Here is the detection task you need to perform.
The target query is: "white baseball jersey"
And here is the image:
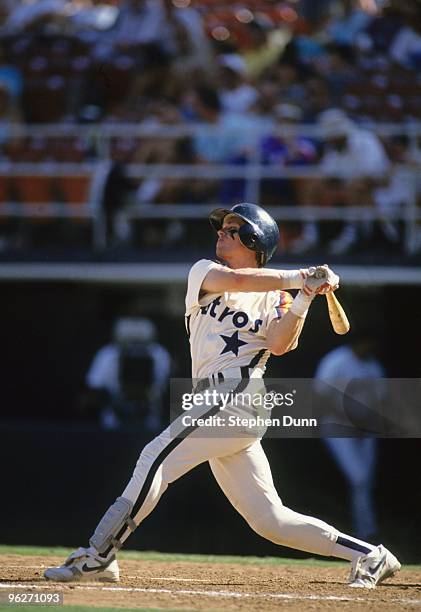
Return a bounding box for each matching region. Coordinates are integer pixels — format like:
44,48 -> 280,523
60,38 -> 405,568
185,259 -> 293,379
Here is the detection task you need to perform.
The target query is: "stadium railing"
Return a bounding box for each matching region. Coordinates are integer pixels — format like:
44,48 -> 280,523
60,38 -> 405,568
1,122 -> 420,253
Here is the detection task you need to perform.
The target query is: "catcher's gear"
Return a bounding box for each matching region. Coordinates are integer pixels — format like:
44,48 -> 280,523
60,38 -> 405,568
89,496 -> 135,555
209,203 -> 280,267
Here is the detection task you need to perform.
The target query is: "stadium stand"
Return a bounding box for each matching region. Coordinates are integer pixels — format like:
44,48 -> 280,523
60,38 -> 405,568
0,0 -> 419,263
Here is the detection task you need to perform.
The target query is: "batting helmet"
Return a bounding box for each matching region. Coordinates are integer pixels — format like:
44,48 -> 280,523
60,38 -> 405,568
209,203 -> 280,267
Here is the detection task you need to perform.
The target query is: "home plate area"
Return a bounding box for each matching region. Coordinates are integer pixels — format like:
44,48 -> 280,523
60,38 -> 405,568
1,553 -> 421,611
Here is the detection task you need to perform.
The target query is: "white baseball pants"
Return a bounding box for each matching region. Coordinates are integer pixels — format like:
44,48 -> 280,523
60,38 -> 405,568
118,424 -> 339,557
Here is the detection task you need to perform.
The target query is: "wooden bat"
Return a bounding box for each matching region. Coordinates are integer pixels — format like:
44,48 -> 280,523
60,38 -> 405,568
325,291 -> 350,335
313,267 -> 350,335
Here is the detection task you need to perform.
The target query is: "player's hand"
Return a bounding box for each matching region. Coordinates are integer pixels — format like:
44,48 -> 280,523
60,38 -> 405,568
302,265 -> 339,297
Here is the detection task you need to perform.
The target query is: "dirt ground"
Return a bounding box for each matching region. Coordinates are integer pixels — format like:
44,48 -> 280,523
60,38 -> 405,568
1,554 -> 421,611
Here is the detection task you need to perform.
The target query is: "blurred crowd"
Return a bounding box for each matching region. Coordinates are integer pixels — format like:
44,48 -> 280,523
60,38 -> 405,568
0,0 -> 420,255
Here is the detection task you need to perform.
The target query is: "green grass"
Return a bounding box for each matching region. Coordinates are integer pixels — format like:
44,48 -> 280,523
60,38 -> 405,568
0,544 -> 419,571
0,544 -> 341,567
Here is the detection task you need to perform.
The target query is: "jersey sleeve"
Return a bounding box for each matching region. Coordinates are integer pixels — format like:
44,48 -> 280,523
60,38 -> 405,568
185,259 -> 219,312
266,290 -> 294,328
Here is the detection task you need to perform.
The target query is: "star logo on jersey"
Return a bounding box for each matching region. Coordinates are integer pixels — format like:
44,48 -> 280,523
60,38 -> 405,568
220,331 -> 248,356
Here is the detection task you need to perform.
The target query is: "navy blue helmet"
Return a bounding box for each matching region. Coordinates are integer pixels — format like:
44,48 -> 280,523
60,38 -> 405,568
209,203 -> 280,267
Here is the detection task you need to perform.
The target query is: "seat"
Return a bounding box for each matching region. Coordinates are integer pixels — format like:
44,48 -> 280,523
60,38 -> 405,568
0,176 -> 10,224
57,175 -> 90,204
13,175 -> 54,223
15,176 -> 51,203
0,176 -> 8,203
55,175 -> 91,224
49,138 -> 87,163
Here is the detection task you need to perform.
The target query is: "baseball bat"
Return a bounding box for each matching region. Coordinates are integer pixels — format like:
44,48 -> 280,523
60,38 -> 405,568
326,291 -> 350,335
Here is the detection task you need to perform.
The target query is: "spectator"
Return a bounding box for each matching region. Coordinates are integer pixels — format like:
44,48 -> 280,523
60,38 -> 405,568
87,0 -> 172,108
0,82 -> 23,157
135,137 -> 206,206
301,74 -> 332,121
389,22 -> 421,69
94,0 -> 211,108
260,102 -> 318,206
1,0 -> 65,35
373,135 -> 417,247
93,0 -> 170,60
275,57 -> 309,108
133,136 -> 205,249
242,20 -> 290,81
291,108 -> 390,254
100,160 -> 134,245
316,43 -> 360,105
188,85 -> 274,205
161,0 -> 213,75
67,1 -> 119,45
189,85 -> 272,165
0,0 -> 419,260
217,54 -> 259,114
314,333 -> 386,540
409,134 -> 421,206
93,0 -> 211,70
262,102 -> 318,166
326,0 -> 372,47
356,6 -> 403,55
82,317 -> 171,432
0,43 -> 23,101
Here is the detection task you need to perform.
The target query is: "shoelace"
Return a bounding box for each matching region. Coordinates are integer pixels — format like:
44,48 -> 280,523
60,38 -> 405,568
65,547 -> 88,565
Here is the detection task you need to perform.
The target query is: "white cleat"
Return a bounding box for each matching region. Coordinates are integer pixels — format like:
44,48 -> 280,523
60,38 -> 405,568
348,544 -> 401,589
44,547 -> 120,582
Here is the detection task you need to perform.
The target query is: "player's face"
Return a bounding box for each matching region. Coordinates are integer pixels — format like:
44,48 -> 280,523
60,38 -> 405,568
216,215 -> 254,266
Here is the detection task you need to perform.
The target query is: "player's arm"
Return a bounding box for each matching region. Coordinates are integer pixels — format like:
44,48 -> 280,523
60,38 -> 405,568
266,310 -> 306,356
201,264 -> 310,295
266,268 -> 340,356
201,263 -> 339,295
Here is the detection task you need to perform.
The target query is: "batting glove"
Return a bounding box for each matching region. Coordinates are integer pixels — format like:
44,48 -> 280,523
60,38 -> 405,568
302,265 -> 340,296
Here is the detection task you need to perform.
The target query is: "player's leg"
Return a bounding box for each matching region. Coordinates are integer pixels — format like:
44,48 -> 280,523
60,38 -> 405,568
209,439 -> 399,588
210,438 -> 339,556
44,426 -> 252,582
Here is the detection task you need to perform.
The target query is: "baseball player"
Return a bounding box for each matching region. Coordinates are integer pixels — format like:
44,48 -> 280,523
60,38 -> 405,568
45,203 -> 400,588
